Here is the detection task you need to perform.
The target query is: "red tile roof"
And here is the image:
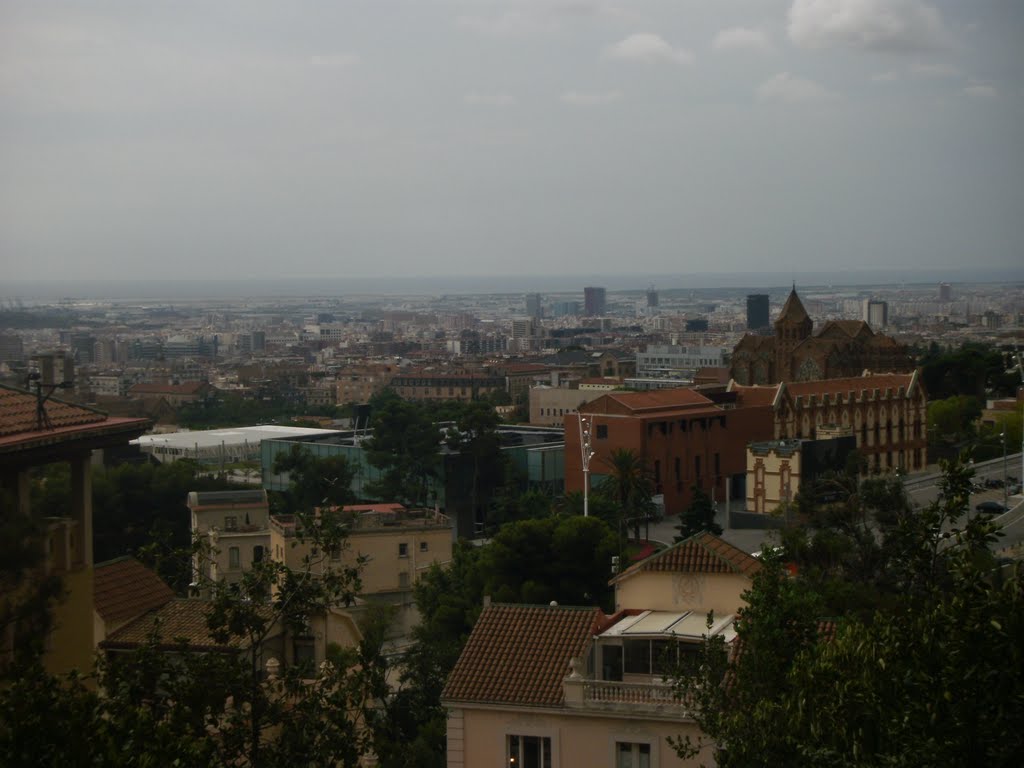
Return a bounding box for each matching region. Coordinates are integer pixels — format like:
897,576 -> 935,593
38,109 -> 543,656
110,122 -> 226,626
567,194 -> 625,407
0,384 -> 106,437
730,384 -> 781,408
94,557 -> 174,625
585,387 -> 715,415
102,599 -> 271,652
0,384 -> 150,454
442,604 -> 600,707
785,372 -> 915,398
611,532 -> 762,584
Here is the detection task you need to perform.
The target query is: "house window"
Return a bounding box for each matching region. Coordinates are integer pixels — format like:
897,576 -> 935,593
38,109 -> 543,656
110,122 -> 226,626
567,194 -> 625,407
506,735 -> 551,768
398,542 -> 409,558
624,638 -> 652,674
419,541 -> 428,553
224,516 -> 238,531
399,571 -> 410,588
228,547 -> 240,570
616,742 -> 651,768
253,545 -> 264,564
596,424 -> 608,439
294,635 -> 315,671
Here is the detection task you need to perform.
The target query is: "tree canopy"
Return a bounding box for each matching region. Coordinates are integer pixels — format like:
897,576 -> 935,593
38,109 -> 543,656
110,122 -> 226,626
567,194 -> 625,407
363,389 -> 442,506
0,510 -> 381,768
675,485 -> 723,541
671,458 -> 1024,767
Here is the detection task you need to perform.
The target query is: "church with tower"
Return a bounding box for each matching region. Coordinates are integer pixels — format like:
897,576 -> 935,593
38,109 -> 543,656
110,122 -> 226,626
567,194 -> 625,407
729,287 -> 913,386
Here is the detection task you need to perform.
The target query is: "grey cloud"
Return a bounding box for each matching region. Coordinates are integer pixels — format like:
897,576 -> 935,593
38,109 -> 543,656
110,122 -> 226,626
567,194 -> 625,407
788,0 -> 950,54
560,89 -> 621,105
712,27 -> 773,54
605,33 -> 693,64
757,72 -> 837,104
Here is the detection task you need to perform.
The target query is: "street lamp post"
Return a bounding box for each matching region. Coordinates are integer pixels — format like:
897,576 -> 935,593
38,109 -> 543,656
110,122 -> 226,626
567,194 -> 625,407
578,414 -> 596,518
1003,430 -> 1008,509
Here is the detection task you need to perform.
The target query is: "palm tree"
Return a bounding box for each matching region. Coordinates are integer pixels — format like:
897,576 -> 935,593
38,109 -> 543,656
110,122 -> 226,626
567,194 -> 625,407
599,448 -> 654,544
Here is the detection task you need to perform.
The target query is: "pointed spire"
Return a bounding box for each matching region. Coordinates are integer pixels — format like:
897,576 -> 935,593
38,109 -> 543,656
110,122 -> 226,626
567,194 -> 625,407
776,286 -> 810,326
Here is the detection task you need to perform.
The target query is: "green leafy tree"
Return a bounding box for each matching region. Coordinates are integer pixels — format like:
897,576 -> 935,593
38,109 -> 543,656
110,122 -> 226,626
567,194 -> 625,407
363,389 -> 441,506
272,444 -> 356,512
0,510 -> 381,768
598,448 -> 655,543
481,515 -> 617,607
671,457 -> 1024,767
675,485 -> 722,541
444,400 -> 506,527
29,459 -> 234,592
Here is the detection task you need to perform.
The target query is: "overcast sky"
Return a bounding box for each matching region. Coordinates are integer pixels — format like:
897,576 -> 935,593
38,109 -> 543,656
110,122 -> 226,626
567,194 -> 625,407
1,0 -> 1022,283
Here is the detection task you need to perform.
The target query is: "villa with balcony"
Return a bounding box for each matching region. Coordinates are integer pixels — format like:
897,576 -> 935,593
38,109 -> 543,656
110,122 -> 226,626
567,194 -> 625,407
441,532 -> 761,767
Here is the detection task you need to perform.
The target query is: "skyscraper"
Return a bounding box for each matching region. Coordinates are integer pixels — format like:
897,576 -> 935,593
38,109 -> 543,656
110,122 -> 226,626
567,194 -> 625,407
746,294 -> 769,330
525,293 -> 542,320
584,286 -> 606,317
938,283 -> 952,302
862,299 -> 888,328
646,286 -> 659,308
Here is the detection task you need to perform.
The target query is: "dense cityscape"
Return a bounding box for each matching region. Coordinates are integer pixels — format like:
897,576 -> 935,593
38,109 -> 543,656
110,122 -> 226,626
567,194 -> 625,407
3,0 -> 1024,765
2,274 -> 1022,766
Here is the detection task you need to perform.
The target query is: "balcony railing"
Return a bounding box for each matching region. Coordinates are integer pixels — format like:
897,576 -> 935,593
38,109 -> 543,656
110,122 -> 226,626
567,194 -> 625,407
564,676 -> 692,716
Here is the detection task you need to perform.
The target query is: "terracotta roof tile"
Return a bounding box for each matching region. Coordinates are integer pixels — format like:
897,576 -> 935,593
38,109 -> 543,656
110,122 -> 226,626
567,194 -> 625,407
0,384 -> 107,437
611,532 -> 762,584
442,604 -> 599,707
584,388 -> 715,415
94,557 -> 174,625
730,384 -> 781,408
785,372 -> 915,398
102,599 -> 266,652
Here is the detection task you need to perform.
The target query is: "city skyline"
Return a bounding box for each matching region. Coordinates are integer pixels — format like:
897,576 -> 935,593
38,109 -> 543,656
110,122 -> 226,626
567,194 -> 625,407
2,1 -> 1022,282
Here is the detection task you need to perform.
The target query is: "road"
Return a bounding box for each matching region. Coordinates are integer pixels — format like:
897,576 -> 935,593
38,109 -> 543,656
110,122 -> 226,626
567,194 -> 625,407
642,452 -> 1024,558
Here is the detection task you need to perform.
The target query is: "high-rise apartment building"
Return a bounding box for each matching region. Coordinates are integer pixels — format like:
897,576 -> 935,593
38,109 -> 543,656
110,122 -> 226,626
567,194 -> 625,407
583,286 -> 606,317
524,293 -> 543,320
552,301 -> 580,318
938,283 -> 952,302
862,299 -> 888,329
0,334 -> 24,364
746,294 -> 770,330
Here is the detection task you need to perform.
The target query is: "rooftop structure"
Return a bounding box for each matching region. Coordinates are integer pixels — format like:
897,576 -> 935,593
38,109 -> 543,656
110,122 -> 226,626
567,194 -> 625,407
133,424 -> 342,465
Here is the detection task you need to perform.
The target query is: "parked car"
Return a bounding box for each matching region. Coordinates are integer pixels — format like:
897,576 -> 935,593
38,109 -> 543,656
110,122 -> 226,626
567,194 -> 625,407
975,500 -> 1007,515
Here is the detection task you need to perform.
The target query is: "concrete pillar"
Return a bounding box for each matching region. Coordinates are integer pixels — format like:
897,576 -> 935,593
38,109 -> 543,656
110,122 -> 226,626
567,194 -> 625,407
70,452 -> 93,567
1,469 -> 32,516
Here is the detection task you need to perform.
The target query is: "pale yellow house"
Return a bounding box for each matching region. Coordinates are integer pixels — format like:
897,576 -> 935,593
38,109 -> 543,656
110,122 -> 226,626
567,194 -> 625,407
187,489 -> 272,590
270,505 -> 454,641
745,440 -> 802,515
442,533 -> 762,767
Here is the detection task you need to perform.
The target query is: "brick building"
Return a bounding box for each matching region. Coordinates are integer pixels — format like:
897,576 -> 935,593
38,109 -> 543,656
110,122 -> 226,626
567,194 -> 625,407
564,388 -> 774,515
730,287 -> 912,385
390,373 -> 505,402
730,370 -> 927,474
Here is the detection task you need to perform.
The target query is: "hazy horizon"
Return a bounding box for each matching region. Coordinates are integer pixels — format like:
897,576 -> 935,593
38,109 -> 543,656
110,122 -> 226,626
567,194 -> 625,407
3,266 -> 1022,301
2,1 -> 1022,283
